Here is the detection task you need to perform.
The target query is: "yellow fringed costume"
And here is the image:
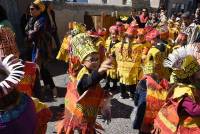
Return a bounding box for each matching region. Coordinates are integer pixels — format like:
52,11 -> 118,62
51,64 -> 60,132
145,46 -> 170,79
105,37 -> 118,79
56,35 -> 71,62
115,42 -> 143,85
93,36 -> 106,63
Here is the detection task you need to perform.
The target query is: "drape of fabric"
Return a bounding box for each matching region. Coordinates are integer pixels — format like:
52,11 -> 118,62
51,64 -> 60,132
145,47 -> 170,79
140,76 -> 169,133
168,27 -> 179,43
105,37 -> 118,79
115,42 -> 143,85
154,84 -> 200,134
56,35 -> 72,62
56,67 -> 105,134
32,97 -> 52,134
0,94 -> 37,134
94,37 -> 106,64
17,62 -> 37,96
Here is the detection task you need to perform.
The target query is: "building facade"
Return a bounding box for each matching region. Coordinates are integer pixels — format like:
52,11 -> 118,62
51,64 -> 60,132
87,0 -> 132,5
166,0 -> 194,16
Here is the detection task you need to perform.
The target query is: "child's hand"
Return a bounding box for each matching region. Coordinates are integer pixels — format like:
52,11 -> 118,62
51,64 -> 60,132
98,58 -> 113,75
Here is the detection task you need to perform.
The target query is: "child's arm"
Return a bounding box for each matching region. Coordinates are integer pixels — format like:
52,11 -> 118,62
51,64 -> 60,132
181,96 -> 200,116
78,58 -> 113,95
77,71 -> 104,95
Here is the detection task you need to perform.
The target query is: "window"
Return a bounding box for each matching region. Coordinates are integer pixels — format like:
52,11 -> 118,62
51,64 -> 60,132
172,3 -> 176,9
102,0 -> 107,4
123,0 -> 127,5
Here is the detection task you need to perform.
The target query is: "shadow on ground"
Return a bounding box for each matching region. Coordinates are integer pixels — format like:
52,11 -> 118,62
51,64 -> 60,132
41,87 -> 66,102
49,105 -> 64,122
111,98 -> 133,118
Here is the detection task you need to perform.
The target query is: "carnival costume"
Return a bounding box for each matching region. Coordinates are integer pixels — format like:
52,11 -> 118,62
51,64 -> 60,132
0,26 -> 52,134
104,25 -> 119,90
57,33 -> 110,134
0,54 -> 37,134
115,26 -> 143,98
154,45 -> 200,134
133,43 -> 169,133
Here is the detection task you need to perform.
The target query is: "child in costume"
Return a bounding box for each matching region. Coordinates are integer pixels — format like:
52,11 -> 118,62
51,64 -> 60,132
115,26 -> 143,99
104,25 -> 120,91
146,41 -> 169,79
0,26 -> 52,134
153,45 -> 200,134
0,54 -> 37,134
116,21 -> 125,41
57,33 -> 113,134
134,28 -> 152,80
135,28 -> 152,62
133,43 -> 169,133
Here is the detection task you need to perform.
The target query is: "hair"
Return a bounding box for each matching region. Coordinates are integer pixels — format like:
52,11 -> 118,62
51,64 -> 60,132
120,37 -> 125,55
0,5 -> 8,21
30,3 -> 40,11
127,39 -> 132,57
120,36 -> 132,57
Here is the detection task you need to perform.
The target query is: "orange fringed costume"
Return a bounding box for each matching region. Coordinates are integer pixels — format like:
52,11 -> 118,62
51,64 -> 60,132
17,61 -> 37,96
32,97 -> 53,134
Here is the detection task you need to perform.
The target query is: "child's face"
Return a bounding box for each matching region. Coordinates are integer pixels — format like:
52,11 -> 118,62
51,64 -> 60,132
83,53 -> 100,71
136,35 -> 145,43
110,31 -> 118,41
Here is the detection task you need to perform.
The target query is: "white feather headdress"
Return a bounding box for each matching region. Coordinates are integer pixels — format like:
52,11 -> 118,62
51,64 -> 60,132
163,45 -> 197,69
163,45 -> 200,79
0,54 -> 24,96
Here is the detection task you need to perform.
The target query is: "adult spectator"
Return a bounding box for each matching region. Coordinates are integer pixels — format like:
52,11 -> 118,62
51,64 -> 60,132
138,8 -> 149,28
43,0 -> 60,52
126,9 -> 139,24
25,1 -> 57,98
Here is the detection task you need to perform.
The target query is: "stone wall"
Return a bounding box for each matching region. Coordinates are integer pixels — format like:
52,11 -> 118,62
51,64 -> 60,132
167,0 -> 194,16
54,2 -> 132,39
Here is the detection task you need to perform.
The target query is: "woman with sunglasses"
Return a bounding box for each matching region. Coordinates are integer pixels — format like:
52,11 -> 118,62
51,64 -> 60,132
25,0 -> 57,98
138,8 -> 149,28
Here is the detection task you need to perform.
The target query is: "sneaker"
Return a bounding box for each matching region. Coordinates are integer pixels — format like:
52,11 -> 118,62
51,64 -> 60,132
120,95 -> 125,99
53,87 -> 58,98
129,97 -> 134,101
120,93 -> 129,99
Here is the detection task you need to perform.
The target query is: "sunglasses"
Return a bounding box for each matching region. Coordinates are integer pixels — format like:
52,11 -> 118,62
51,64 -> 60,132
85,57 -> 99,63
30,8 -> 35,11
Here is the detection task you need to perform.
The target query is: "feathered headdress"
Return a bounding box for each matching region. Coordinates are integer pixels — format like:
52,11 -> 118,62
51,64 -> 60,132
0,54 -> 24,98
163,45 -> 200,79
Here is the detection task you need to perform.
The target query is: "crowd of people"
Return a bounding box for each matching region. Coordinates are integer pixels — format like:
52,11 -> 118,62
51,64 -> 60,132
1,0 -> 200,133
56,5 -> 200,134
